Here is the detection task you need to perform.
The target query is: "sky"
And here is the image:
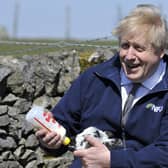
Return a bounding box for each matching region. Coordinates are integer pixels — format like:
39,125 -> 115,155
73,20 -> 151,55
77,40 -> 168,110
0,0 -> 168,39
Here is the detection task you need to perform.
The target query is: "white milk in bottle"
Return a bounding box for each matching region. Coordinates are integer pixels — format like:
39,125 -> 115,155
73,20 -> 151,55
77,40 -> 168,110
26,105 -> 70,146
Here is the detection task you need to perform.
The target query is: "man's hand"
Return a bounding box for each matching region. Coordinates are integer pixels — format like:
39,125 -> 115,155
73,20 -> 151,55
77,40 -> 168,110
35,128 -> 62,149
74,135 -> 110,168
34,111 -> 63,149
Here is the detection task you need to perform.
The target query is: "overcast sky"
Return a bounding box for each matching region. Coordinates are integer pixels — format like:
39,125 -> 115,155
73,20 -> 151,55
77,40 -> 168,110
0,0 -> 167,39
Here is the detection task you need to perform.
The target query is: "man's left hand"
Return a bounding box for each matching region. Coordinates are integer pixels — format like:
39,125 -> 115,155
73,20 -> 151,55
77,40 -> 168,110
73,135 -> 110,168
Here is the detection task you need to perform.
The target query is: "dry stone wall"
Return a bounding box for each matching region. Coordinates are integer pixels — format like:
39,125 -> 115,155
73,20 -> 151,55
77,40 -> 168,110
0,48 -> 115,168
0,51 -> 80,168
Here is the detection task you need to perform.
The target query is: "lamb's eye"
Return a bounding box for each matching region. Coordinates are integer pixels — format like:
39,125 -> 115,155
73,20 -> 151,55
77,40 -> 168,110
95,130 -> 101,137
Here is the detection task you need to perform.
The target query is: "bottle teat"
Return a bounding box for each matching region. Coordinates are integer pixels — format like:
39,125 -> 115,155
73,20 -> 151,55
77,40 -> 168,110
63,136 -> 71,146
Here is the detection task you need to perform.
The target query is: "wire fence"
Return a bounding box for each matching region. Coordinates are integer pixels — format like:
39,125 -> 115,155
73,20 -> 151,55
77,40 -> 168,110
0,35 -> 118,55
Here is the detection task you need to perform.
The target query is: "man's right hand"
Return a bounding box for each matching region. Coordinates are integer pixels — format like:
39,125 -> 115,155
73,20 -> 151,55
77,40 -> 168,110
35,128 -> 62,149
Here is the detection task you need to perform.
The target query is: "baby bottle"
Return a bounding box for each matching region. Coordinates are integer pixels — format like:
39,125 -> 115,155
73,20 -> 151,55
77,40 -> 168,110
26,104 -> 71,146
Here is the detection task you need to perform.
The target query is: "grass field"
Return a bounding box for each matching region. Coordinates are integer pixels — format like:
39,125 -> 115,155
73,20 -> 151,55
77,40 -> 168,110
0,38 -> 118,57
0,38 -> 118,72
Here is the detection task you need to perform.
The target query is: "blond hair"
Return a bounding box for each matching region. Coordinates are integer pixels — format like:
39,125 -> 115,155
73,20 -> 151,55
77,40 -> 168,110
113,4 -> 168,51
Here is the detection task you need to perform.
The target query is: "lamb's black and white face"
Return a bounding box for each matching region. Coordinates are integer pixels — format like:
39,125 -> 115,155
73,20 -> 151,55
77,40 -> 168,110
74,127 -> 123,150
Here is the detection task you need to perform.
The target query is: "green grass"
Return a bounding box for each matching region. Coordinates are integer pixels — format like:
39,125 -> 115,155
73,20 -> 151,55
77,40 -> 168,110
0,38 -> 118,72
0,38 -> 118,56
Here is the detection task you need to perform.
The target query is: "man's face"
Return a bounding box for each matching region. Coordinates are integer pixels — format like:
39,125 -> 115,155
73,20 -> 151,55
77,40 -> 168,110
119,36 -> 164,83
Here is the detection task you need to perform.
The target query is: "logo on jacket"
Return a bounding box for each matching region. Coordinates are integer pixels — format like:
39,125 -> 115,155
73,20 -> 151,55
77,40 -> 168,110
146,103 -> 163,113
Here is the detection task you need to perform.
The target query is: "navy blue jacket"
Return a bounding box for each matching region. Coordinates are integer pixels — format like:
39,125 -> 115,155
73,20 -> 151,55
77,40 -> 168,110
51,53 -> 168,168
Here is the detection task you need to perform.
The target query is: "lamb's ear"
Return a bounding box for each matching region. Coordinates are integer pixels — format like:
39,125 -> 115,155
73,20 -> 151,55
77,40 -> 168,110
104,131 -> 114,138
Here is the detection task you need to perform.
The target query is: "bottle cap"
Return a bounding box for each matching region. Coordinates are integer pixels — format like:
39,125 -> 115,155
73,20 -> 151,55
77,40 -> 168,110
63,137 -> 71,146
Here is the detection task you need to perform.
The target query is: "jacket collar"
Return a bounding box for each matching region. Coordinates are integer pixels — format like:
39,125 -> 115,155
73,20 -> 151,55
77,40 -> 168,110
151,54 -> 168,92
93,53 -> 121,91
94,53 -> 168,93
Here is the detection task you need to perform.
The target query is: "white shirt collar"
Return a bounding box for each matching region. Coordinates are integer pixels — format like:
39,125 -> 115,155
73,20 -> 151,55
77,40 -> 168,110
120,59 -> 166,89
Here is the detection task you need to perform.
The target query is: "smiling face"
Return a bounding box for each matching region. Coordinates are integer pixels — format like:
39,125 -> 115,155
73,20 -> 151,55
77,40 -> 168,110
119,35 -> 164,83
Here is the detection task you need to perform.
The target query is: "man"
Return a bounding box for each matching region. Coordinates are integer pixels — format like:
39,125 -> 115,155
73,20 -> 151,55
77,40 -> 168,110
36,4 -> 168,167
